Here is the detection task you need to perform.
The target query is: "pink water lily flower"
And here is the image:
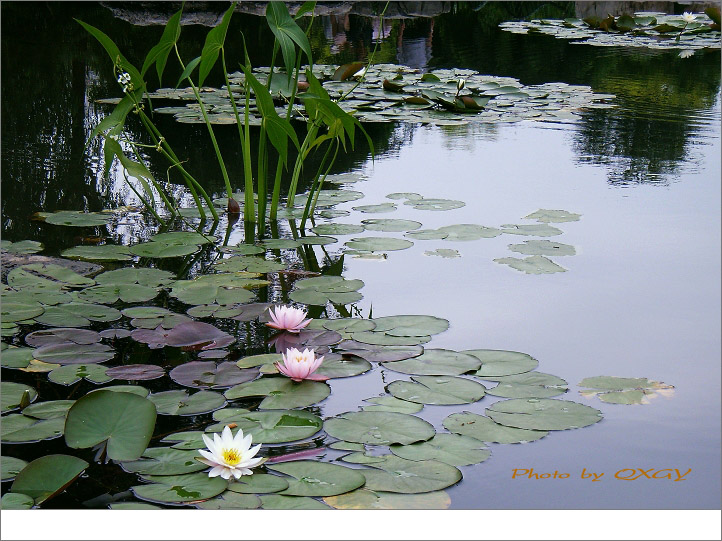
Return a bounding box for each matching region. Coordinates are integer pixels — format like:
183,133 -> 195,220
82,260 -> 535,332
266,305 -> 311,333
276,347 -> 327,381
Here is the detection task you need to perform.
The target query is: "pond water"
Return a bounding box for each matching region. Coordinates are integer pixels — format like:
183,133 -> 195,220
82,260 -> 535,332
1,1 -> 720,512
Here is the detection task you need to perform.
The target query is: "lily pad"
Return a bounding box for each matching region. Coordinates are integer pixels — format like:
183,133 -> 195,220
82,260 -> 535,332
524,209 -> 581,223
225,378 -> 330,409
227,474 -> 289,494
388,375 -> 486,405
160,431 -> 207,450
494,255 -> 567,274
1,240 -> 44,254
148,390 -> 226,416
485,372 -> 568,398
406,198 -> 465,211
322,318 -> 376,333
361,396 -> 423,414
315,356 -> 372,379
465,349 -> 539,377
269,461 -> 366,497
344,237 -> 414,252
236,353 -> 282,369
132,473 -> 227,504
404,229 -> 449,240
151,231 -> 216,245
1,346 -> 35,369
382,349 -> 480,376
386,192 -> 423,201
361,219 -> 422,232
121,447 -> 207,476
195,491 -> 261,509
65,390 -> 157,460
48,363 -> 112,385
579,376 -> 674,405
508,240 -> 576,256
7,263 -> 95,289
324,488 -> 451,509
10,455 -> 89,505
75,284 -> 159,304
437,224 -> 501,241
213,256 -> 286,273
105,364 -> 166,381
1,492 -> 35,509
352,203 -> 397,213
129,241 -> 200,258
328,441 -> 365,451
206,410 -> 323,444
1,299 -> 44,322
337,341 -> 424,363
95,267 -> 175,287
262,238 -> 301,250
350,331 -> 431,346
390,433 -> 490,466
1,456 -> 28,481
219,243 -> 264,256
500,224 -> 563,236
169,274 -> 267,305
43,211 -> 110,227
108,502 -> 161,510
1,415 -> 66,443
25,328 -> 101,347
34,302 -> 122,327
289,276 -> 364,305
425,248 -> 461,258
373,314 -> 449,337
61,245 -> 133,261
99,328 -> 132,339
324,411 -> 435,445
310,223 -> 365,235
443,412 -> 548,444
260,494 -> 331,509
90,385 -> 150,397
33,342 -> 115,364
1,382 -> 38,412
170,361 -> 259,389
486,398 -> 603,431
359,455 -> 462,494
22,400 -> 75,419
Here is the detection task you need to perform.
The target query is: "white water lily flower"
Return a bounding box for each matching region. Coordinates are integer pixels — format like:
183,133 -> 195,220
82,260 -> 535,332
679,49 -> 696,59
198,425 -> 264,480
681,12 -> 696,23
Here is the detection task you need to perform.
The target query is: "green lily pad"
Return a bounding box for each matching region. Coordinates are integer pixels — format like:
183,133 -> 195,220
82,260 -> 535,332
43,211 -> 110,227
500,224 -> 563,236
382,349 -> 480,376
10,455 -> 89,505
359,455 -> 461,494
328,441 -> 366,451
260,494 -> 331,509
352,203 -> 397,213
443,412 -> 548,444
404,229 -> 449,240
95,267 -> 175,287
437,224 -> 501,241
486,398 -> 603,431
322,318 -> 376,333
48,363 -> 112,385
34,342 -> 115,364
169,274 -> 267,305
524,209 -> 581,223
324,411 -> 435,445
269,461 -> 366,497
386,192 -> 423,201
388,375 -> 486,405
160,431 -> 207,450
508,240 -> 576,257
361,396 -> 423,414
1,492 -> 34,509
132,473 -> 227,504
61,245 -> 133,261
196,491 -> 261,509
149,390 -> 226,416
324,488 -> 450,509
1,240 -> 44,254
390,433 -> 490,466
485,372 -> 568,398
213,256 -> 286,273
65,390 -> 157,460
121,447 -> 207,476
206,410 -> 323,444
225,378 -> 330,409
494,255 -> 567,274
361,219 -> 422,232
344,237 -> 414,252
425,248 -> 461,258
1,346 -> 35,369
236,353 -> 282,369
151,231 -> 216,245
129,241 -> 200,258
108,502 -> 161,510
1,456 -> 28,481
7,263 -> 95,289
297,235 -> 338,246
373,314 -> 449,337
350,331 -> 431,346
227,474 -> 289,494
0,299 -> 44,322
310,223 -> 365,236
406,198 -> 465,211
1,415 -> 65,443
90,385 -> 150,397
22,400 -> 75,419
465,349 -> 539,377
75,284 -> 159,304
337,341 -> 424,363
1,382 -> 37,412
219,243 -> 265,256
289,276 -> 364,305
34,302 -> 122,327
315,356 -> 372,379
579,376 -> 675,405
261,238 -> 301,250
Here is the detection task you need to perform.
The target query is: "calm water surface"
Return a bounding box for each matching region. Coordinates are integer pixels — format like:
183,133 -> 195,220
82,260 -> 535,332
1,2 -> 720,509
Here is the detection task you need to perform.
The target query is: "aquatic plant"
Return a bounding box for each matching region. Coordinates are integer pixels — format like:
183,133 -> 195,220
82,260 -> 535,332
198,425 -> 265,479
276,347 -> 326,381
266,305 -> 311,332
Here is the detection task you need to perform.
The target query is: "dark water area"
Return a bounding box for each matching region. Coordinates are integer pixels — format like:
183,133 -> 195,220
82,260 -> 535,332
1,1 -> 720,513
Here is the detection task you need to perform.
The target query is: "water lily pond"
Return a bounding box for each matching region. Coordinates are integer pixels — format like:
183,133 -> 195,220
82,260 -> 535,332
1,0 -> 720,528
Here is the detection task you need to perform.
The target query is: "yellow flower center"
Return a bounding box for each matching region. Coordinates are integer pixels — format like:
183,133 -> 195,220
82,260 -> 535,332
222,448 -> 242,466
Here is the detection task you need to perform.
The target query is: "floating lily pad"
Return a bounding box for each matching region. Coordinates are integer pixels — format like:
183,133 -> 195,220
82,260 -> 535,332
322,318 -> 376,333
151,231 -> 216,245
486,398 -> 603,431
108,502 -> 161,510
406,198 -> 465,211
524,209 -> 582,223
170,274 -> 267,305
386,192 -> 423,201
404,229 -> 449,240
213,256 -> 286,273
494,255 -> 567,274
96,267 -> 175,287
75,284 -> 159,304
1,382 -> 37,412
149,389 -> 226,416
1,456 -> 28,481
236,353 -> 282,369
7,263 -> 95,289
129,241 -> 199,258
500,224 -> 563,236
48,363 -> 112,385
361,219 -> 422,232
324,488 -> 451,509
373,315 -> 449,337
25,328 -> 101,347
34,302 -> 122,327
344,237 -> 414,252
227,474 -> 289,494
382,349 -> 480,376
219,243 -> 264,256
170,361 -> 258,389
388,375 -> 486,405
105,364 -> 165,381
268,461 -> 366,497
508,240 -> 576,257
337,341 -> 423,363
99,328 -> 132,339
390,433 -> 490,466
121,447 -> 207,476
324,411 -> 435,445
289,276 -> 364,305
65,390 -> 157,460
259,494 -> 331,509
315,356 -> 372,379
61,245 -> 133,261
485,372 -> 568,398
352,203 -> 397,213
43,211 -> 111,227
206,410 -> 323,444
437,224 -> 501,241
328,441 -> 366,451
225,378 -> 330,409
425,248 -> 461,258
1,492 -> 35,509
132,473 -> 227,504
579,376 -> 674,405
1,346 -> 35,369
91,385 -> 150,397
443,412 -> 548,444
0,299 -> 44,322
361,396 -> 423,414
1,240 -> 44,254
359,455 -> 462,493
160,431 -> 207,450
465,349 -> 539,377
261,238 -> 301,250
10,455 -> 89,505
350,331 -> 431,346
22,400 -> 74,420
195,491 -> 261,509
33,342 -> 115,364
1,415 -> 65,443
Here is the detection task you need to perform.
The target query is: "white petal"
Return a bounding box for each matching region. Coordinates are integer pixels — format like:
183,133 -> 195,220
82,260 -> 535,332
219,468 -> 232,480
221,426 -> 234,447
208,466 -> 225,478
213,432 -> 223,451
241,433 -> 253,450
243,456 -> 264,469
202,433 -> 218,456
198,449 -> 218,463
245,443 -> 262,459
240,468 -> 253,476
231,468 -> 243,479
197,457 -> 218,467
